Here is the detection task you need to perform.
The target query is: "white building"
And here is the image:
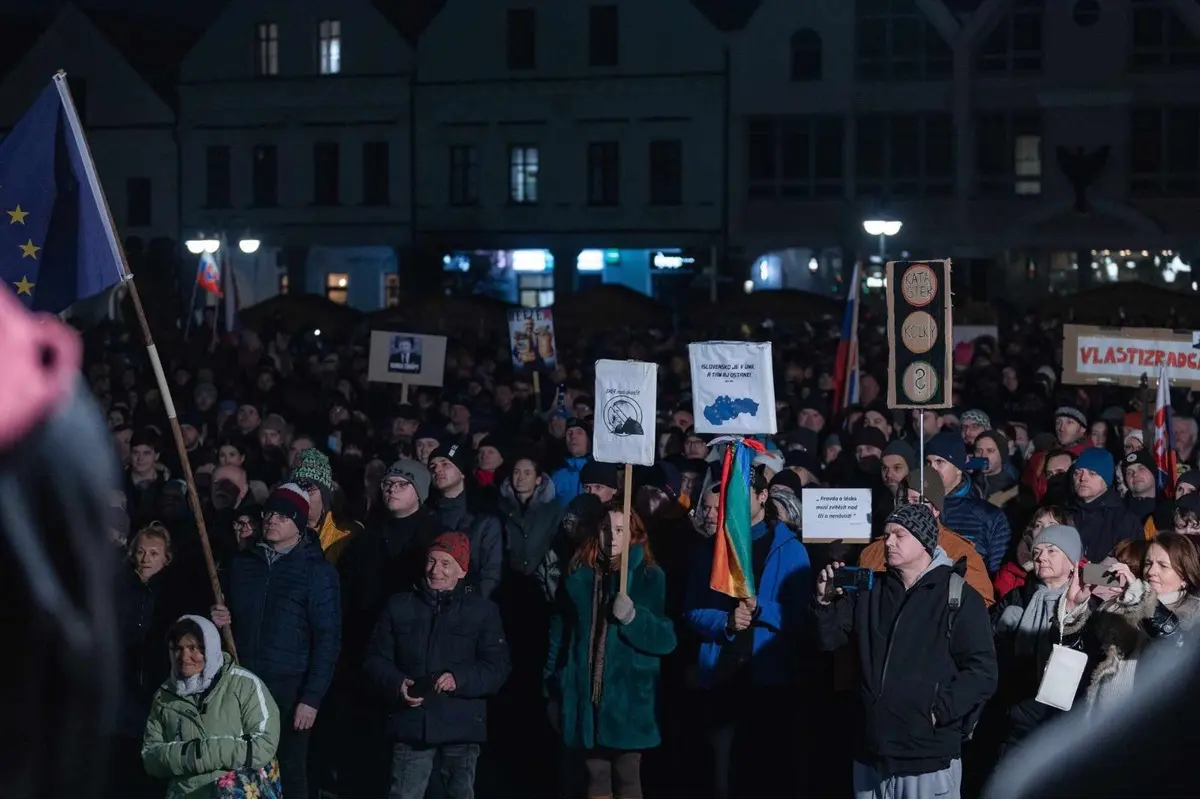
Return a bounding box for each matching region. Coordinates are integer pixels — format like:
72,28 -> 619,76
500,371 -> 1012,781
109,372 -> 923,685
177,0 -> 414,309
0,3 -> 179,243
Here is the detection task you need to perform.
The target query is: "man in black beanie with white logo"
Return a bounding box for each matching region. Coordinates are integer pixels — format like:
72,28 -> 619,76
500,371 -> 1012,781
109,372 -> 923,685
430,441 -> 503,598
814,503 -> 997,799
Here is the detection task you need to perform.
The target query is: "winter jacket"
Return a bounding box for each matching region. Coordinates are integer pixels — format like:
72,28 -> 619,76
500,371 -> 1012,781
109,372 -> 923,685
1070,489 -> 1145,562
316,512 -> 357,566
859,524 -> 995,607
498,476 -> 565,576
142,653 -> 280,799
550,455 -> 589,506
989,580 -> 1064,746
993,561 -> 1028,599
224,539 -> 341,709
545,544 -> 677,751
942,480 -> 1013,574
685,520 -> 813,689
125,470 -> 166,530
363,583 -> 510,745
814,549 -> 999,776
435,492 -> 503,598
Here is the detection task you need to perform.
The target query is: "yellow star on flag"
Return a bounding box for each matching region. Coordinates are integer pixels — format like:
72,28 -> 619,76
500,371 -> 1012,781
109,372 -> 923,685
13,275 -> 34,295
19,239 -> 40,259
6,205 -> 27,224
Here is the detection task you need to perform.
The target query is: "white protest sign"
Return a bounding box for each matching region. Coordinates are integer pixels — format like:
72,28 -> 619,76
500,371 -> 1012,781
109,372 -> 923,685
801,488 -> 872,543
593,359 -> 657,465
688,341 -> 777,434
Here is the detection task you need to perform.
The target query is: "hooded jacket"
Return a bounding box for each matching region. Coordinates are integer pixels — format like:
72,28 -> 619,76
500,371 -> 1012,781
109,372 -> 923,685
814,549 -> 999,776
142,616 -> 280,798
550,455 -> 589,506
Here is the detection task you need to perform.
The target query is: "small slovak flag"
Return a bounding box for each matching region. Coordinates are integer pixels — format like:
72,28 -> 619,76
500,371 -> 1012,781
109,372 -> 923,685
197,251 -> 222,297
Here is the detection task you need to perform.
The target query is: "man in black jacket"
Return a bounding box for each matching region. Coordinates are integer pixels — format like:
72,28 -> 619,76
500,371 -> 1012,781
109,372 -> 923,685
430,442 -> 502,598
364,532 -> 510,799
814,504 -> 997,798
1070,447 -> 1143,561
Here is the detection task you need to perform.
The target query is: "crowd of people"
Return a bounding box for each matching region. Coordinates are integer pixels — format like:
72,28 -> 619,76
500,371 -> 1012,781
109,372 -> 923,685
91,307 -> 1200,799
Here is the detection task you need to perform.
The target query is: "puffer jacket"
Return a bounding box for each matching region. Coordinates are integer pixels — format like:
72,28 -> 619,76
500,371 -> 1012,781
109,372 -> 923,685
498,476 -> 565,576
1070,489 -> 1144,562
435,492 -> 503,598
550,455 -> 589,506
224,539 -> 341,709
142,653 -> 280,799
942,480 -> 1013,574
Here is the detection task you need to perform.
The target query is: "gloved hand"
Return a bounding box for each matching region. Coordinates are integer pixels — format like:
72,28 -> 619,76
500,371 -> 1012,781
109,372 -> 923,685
612,592 -> 636,625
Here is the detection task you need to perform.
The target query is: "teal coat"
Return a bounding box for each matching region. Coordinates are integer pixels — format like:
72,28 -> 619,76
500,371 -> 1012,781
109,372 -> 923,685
544,544 -> 676,751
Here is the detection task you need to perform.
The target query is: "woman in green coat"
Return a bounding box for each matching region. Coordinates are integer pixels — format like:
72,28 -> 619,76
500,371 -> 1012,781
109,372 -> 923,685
545,499 -> 677,798
142,615 -> 280,798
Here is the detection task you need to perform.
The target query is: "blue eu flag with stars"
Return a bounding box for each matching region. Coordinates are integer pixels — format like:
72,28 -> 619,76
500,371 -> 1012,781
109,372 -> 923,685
0,76 -> 125,313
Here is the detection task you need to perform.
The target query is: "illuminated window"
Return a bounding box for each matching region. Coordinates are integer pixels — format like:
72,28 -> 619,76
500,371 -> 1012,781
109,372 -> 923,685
383,273 -> 400,308
509,145 -> 539,204
518,272 -> 553,308
319,19 -> 341,75
1014,134 -> 1041,195
256,22 -> 279,77
326,272 -> 349,305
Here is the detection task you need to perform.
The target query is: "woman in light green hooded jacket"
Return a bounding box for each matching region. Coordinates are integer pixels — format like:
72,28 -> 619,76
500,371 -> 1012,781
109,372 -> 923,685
142,615 -> 280,798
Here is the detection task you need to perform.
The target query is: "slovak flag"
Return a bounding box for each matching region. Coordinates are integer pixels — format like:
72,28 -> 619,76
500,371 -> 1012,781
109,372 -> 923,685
197,251 -> 222,297
1154,364 -> 1177,498
833,261 -> 861,410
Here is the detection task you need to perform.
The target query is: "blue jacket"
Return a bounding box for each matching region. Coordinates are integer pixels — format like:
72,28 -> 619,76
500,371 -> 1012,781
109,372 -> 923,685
684,520 -> 813,689
942,480 -> 1012,574
225,537 -> 342,709
551,456 -> 589,506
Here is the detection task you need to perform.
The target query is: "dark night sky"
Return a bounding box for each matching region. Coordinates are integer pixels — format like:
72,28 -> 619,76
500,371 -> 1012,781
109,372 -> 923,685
0,0 -> 210,26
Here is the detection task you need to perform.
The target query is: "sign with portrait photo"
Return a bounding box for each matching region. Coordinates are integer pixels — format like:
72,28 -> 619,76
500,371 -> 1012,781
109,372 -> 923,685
593,359 -> 658,466
688,341 -> 777,435
508,307 -> 557,372
367,330 -> 447,386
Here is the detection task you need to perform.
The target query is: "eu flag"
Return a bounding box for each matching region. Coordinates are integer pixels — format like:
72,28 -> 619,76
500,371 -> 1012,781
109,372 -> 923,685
0,76 -> 125,313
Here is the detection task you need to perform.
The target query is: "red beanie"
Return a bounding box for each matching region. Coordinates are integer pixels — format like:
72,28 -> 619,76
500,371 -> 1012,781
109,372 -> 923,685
428,532 -> 470,574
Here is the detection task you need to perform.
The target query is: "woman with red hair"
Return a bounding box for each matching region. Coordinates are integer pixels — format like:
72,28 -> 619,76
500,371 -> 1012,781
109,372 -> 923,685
545,499 -> 676,798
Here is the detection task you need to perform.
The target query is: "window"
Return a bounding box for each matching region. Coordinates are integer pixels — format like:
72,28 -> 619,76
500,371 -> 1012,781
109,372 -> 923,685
256,22 -> 279,77
975,112 -> 1042,195
518,272 -> 553,308
326,272 -> 349,305
205,145 -> 232,208
449,145 -> 480,206
854,113 -> 953,197
977,0 -> 1044,74
319,19 -> 341,74
790,29 -> 822,81
1130,0 -> 1200,70
67,76 -> 87,126
747,116 -> 844,198
126,178 -> 151,227
587,141 -> 620,206
362,141 -> 390,206
313,141 -> 340,205
279,272 -> 289,295
509,145 -> 539,204
855,0 -> 952,81
1130,107 -> 1200,196
648,140 -> 682,206
589,5 -> 619,67
252,145 -> 278,207
1014,134 -> 1042,195
383,273 -> 400,308
507,8 -> 537,69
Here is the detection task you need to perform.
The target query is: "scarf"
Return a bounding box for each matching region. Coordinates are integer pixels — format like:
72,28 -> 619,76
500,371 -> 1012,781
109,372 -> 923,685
586,562 -> 614,705
174,666 -> 219,697
998,581 -> 1068,663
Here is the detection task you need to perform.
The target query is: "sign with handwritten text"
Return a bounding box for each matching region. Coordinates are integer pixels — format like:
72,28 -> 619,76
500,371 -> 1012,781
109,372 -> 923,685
886,259 -> 954,409
1062,324 -> 1200,389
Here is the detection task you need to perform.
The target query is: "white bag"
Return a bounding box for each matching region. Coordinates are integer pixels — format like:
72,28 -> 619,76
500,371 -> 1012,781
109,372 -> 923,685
1035,644 -> 1088,711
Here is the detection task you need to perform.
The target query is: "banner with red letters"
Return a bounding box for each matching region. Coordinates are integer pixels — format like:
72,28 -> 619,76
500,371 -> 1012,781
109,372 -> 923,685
1062,324 -> 1200,388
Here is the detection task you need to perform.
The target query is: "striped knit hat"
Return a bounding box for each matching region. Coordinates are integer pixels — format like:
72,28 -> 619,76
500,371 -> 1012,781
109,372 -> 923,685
265,482 -> 310,531
290,448 -> 333,492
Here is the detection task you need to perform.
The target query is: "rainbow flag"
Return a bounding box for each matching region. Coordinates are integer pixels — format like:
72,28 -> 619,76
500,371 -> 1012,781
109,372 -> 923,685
710,437 -> 766,598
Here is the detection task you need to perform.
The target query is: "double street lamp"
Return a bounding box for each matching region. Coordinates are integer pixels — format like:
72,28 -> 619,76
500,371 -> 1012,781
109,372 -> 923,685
862,219 -> 903,260
185,237 -> 261,255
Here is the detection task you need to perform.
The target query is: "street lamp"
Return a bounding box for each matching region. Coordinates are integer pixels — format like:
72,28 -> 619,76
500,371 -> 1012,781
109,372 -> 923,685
238,238 -> 261,254
862,219 -> 902,262
185,238 -> 220,255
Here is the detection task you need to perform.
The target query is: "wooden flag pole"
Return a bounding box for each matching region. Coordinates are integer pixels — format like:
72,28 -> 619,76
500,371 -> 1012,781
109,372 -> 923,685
400,381 -> 409,405
620,464 -> 633,595
532,370 -> 542,411
53,70 -> 237,661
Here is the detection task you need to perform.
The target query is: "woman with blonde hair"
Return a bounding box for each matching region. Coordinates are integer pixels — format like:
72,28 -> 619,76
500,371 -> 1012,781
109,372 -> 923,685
545,499 -> 676,798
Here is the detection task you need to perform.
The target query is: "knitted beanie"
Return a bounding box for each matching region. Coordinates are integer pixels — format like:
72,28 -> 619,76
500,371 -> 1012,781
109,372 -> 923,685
886,503 -> 939,555
290,448 -> 333,492
428,531 -> 471,574
1075,447 -> 1115,487
265,482 -> 310,531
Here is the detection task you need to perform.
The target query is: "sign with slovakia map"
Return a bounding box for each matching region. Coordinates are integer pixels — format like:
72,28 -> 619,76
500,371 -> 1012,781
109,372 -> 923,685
593,359 -> 658,465
688,341 -> 777,435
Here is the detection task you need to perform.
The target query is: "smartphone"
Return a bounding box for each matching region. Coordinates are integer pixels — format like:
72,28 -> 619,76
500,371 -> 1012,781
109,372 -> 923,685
1081,562 -> 1121,587
327,433 -> 340,452
407,675 -> 435,699
834,566 -> 875,592
964,456 -> 990,472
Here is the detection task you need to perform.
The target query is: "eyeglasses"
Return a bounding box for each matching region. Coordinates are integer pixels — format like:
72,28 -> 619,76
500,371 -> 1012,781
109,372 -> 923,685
233,518 -> 255,530
381,479 -> 413,494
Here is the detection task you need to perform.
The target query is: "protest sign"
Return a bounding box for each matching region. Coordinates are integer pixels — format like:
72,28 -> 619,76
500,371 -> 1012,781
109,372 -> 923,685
593,359 -> 657,466
508,308 -> 557,372
688,341 -> 777,435
367,331 -> 447,387
800,488 -> 872,543
1062,324 -> 1200,389
886,259 -> 954,409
